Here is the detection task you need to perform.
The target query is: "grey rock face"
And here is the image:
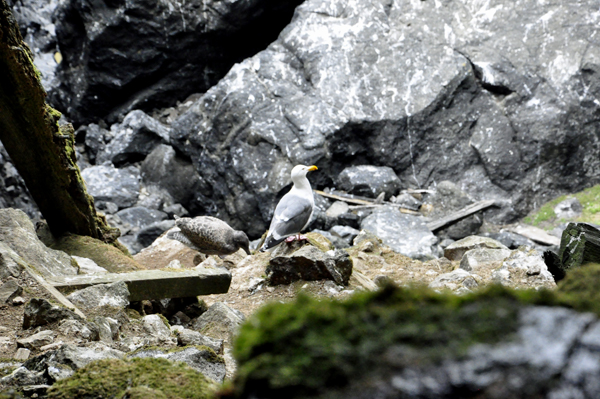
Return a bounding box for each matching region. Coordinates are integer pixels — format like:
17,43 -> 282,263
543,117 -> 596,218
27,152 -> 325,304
169,0 -> 600,236
81,164 -> 140,209
80,124 -> 110,164
0,242 -> 26,280
444,236 -> 508,261
141,144 -> 205,214
66,281 -> 130,310
22,298 -> 81,329
136,220 -> 176,248
115,207 -> 168,230
429,269 -> 479,292
176,328 -> 224,355
336,165 -> 401,199
493,248 -> 555,288
0,277 -> 23,303
425,181 -> 483,240
0,366 -> 45,387
554,197 -> 583,220
329,225 -> 360,247
311,229 -> 349,250
141,314 -> 177,347
20,343 -> 125,384
128,346 -> 226,383
0,144 -> 39,221
0,208 -> 77,278
459,248 -> 512,272
93,316 -> 120,344
17,330 -> 55,350
49,0 -> 304,125
192,302 -> 245,343
361,207 -> 439,260
479,231 -> 538,250
267,246 -> 353,286
96,110 -> 171,166
10,0 -> 61,93
57,319 -> 99,342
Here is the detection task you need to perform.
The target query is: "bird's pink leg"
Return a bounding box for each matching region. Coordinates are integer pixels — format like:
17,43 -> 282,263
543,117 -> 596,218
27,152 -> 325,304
285,234 -> 308,243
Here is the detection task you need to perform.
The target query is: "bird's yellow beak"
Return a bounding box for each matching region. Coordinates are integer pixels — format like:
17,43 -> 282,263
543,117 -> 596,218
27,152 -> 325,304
308,165 -> 318,171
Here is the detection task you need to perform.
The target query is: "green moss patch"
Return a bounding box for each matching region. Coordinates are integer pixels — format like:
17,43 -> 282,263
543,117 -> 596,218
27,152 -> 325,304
50,234 -> 142,273
232,284 -> 572,398
557,262 -> 600,308
46,357 -> 216,399
524,184 -> 600,228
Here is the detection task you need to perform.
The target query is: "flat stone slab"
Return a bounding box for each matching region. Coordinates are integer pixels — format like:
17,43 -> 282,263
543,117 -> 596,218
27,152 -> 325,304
46,266 -> 231,301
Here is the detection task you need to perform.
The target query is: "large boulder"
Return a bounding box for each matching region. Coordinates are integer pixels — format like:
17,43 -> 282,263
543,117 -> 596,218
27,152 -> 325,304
267,245 -> 353,286
95,110 -> 171,166
0,208 -> 77,278
336,165 -> 401,199
17,344 -> 125,384
22,298 -> 82,329
140,144 -> 206,214
360,207 -> 439,260
48,0 -> 305,125
169,0 -> 600,237
81,164 -> 140,210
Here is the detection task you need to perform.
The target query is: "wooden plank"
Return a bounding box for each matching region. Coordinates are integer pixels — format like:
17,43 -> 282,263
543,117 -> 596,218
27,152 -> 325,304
314,190 -> 377,205
426,200 -> 498,232
506,224 -> 561,246
347,204 -> 421,215
22,266 -> 86,319
315,190 -> 420,214
46,267 -> 231,302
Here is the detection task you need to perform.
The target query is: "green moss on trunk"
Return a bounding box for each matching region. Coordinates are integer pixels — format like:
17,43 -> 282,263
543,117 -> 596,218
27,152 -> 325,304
0,1 -> 120,247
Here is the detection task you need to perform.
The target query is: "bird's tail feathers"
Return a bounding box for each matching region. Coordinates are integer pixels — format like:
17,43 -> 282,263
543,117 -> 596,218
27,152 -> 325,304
167,230 -> 196,249
259,235 -> 285,252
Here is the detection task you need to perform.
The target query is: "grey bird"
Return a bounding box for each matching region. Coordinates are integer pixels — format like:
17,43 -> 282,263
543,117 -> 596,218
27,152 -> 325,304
260,164 -> 318,252
167,216 -> 251,256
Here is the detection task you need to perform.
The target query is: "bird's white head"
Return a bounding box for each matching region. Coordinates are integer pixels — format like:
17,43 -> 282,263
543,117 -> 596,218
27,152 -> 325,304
291,164 -> 318,177
290,164 -> 318,185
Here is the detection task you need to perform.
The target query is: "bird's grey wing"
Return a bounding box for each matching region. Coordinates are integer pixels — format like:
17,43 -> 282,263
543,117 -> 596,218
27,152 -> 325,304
269,193 -> 313,240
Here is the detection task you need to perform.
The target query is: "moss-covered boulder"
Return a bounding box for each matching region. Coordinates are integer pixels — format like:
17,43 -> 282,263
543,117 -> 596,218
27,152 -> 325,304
230,284 -> 600,398
46,357 -> 216,399
49,234 -> 142,273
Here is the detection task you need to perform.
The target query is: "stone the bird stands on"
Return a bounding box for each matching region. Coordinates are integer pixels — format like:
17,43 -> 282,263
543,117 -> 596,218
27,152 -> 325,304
260,165 -> 318,252
167,216 -> 251,256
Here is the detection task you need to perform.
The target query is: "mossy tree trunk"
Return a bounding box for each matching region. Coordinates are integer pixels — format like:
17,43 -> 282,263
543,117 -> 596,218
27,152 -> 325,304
0,0 -> 119,243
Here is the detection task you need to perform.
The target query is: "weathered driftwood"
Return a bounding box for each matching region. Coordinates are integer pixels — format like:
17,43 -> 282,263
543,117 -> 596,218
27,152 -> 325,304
506,224 -> 561,246
315,190 -> 382,206
22,265 -> 86,319
0,1 -> 118,243
426,200 -> 498,232
47,267 -> 232,301
315,190 -> 420,214
558,223 -> 600,272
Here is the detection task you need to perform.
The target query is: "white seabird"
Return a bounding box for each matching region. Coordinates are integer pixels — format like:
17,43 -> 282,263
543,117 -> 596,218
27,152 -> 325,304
260,164 -> 318,252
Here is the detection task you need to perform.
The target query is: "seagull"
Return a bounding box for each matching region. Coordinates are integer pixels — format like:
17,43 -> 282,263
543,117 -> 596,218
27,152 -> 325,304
167,216 -> 251,256
260,164 -> 318,252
